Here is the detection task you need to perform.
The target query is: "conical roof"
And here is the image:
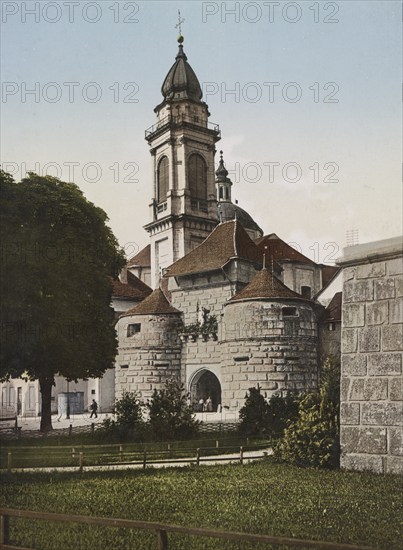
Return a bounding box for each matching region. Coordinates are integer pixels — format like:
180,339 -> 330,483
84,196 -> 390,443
120,287 -> 180,317
229,268 -> 309,302
161,40 -> 203,102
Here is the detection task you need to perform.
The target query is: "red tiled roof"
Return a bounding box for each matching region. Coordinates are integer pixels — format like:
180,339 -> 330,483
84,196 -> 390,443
127,244 -> 151,268
255,234 -> 316,266
229,268 -> 307,302
323,291 -> 342,321
112,272 -> 152,300
321,265 -> 340,288
120,287 -> 180,316
166,220 -> 262,277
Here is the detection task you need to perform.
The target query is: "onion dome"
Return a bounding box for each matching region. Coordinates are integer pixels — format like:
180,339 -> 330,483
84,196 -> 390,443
161,37 -> 203,102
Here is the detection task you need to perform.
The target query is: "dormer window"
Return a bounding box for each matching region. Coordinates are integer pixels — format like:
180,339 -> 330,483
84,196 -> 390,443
301,286 -> 311,299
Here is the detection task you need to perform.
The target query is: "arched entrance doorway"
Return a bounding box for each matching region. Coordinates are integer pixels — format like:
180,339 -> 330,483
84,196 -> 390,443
190,370 -> 221,412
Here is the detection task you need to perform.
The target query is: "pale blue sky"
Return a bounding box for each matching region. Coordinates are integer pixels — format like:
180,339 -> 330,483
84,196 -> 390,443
1,1 -> 401,263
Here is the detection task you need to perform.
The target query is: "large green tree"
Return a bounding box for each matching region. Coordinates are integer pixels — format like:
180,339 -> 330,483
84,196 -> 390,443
0,171 -> 125,432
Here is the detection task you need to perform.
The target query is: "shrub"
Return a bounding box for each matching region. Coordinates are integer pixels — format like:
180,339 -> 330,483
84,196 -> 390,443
274,357 -> 340,469
101,391 -> 145,441
239,387 -> 300,438
147,378 -> 199,440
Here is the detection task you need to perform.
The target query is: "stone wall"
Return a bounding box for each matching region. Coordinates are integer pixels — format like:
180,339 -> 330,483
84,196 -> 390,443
115,313 -> 182,401
338,237 -> 403,474
221,300 -> 318,409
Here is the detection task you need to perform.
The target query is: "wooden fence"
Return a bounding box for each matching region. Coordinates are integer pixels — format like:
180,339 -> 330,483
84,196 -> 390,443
0,508 -> 377,550
3,443 -> 269,472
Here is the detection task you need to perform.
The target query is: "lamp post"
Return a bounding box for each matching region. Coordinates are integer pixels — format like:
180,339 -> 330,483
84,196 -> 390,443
66,380 -> 70,420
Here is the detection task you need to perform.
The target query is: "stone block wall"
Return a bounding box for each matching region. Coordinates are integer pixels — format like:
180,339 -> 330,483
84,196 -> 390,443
115,314 -> 182,401
338,237 -> 403,474
221,300 -> 318,409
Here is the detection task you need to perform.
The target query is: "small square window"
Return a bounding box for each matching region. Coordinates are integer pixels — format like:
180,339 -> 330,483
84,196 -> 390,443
328,322 -> 336,331
283,307 -> 298,317
91,389 -> 96,395
127,323 -> 141,336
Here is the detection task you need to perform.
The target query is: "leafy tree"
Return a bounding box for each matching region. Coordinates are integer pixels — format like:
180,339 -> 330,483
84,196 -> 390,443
239,387 -> 299,438
274,357 -> 340,468
102,391 -> 145,441
0,171 -> 125,432
147,378 -> 199,440
239,387 -> 268,436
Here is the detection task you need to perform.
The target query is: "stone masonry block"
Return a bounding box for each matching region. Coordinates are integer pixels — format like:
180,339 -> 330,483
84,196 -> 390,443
389,427 -> 403,456
356,262 -> 385,279
387,258 -> 403,276
390,297 -> 403,324
385,456 -> 403,474
341,378 -> 350,401
343,280 -> 373,303
395,276 -> 403,298
366,301 -> 388,326
342,303 -> 365,327
382,324 -> 403,352
341,426 -> 387,454
361,402 -> 403,426
343,267 -> 356,281
341,454 -> 383,474
374,278 -> 395,300
341,354 -> 367,376
342,329 -> 358,353
389,378 -> 402,401
368,353 -> 402,376
350,378 -> 388,401
359,327 -> 380,352
340,402 -> 360,425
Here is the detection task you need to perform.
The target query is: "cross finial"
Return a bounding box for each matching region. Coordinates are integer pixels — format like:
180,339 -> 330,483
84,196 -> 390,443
175,10 -> 185,38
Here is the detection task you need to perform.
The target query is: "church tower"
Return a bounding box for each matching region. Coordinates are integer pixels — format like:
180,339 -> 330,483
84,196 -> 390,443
144,35 -> 221,288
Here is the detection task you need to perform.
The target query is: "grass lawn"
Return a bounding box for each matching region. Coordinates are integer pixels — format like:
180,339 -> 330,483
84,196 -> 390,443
1,460 -> 402,549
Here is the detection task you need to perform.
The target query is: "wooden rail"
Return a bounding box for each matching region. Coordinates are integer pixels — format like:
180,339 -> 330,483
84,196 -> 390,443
0,508 -> 376,550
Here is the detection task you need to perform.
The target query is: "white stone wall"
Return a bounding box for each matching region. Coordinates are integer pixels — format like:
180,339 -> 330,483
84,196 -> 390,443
338,238 -> 403,474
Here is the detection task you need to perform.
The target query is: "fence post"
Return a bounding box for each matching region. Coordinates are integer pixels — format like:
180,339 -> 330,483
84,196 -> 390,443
17,427 -> 22,440
7,452 -> 12,473
79,452 -> 84,473
156,529 -> 168,550
240,446 -> 244,465
196,448 -> 200,466
69,424 -> 72,436
119,445 -> 123,461
216,440 -> 219,448
143,449 -> 147,469
91,423 -> 95,435
0,513 -> 10,545
72,447 -> 75,458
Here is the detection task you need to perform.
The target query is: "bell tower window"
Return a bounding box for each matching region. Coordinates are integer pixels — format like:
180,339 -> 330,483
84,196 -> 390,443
157,156 -> 169,203
188,154 -> 207,200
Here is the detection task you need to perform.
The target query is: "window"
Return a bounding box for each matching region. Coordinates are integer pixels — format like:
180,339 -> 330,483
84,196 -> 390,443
188,154 -> 207,200
157,156 -> 169,203
2,387 -> 7,406
219,187 -> 223,200
282,307 -> 298,317
121,364 -> 129,369
127,323 -> 141,336
301,286 -> 311,299
91,389 -> 96,395
328,322 -> 336,331
9,387 -> 15,405
28,386 -> 35,408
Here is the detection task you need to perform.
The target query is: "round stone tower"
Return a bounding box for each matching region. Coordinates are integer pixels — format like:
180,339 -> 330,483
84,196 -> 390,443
115,288 -> 182,401
221,268 -> 319,409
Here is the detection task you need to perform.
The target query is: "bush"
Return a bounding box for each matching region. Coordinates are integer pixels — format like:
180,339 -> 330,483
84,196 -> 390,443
101,391 -> 145,441
239,387 -> 299,438
147,378 -> 199,440
274,356 -> 340,469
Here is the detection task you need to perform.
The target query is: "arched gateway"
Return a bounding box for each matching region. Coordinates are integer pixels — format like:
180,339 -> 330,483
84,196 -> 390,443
189,370 -> 221,412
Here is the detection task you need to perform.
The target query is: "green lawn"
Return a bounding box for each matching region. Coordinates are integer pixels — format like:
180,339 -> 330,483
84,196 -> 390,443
1,461 -> 402,549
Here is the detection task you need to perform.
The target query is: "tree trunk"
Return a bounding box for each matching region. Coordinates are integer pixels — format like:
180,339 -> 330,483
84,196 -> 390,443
39,376 -> 54,432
